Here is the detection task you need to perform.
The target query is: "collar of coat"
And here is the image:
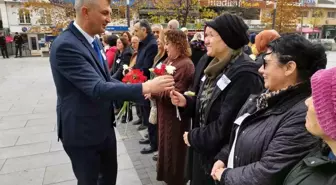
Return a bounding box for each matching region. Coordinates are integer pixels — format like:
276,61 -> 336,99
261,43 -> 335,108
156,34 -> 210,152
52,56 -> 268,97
139,33 -> 155,47
304,144 -> 336,167
246,81 -> 312,116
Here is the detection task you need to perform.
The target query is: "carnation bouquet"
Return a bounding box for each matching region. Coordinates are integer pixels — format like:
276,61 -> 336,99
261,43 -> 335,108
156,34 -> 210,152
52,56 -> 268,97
116,66 -> 147,126
148,63 -> 180,124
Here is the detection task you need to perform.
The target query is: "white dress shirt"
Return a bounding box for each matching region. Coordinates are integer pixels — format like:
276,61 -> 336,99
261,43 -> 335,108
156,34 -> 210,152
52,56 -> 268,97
73,21 -> 95,48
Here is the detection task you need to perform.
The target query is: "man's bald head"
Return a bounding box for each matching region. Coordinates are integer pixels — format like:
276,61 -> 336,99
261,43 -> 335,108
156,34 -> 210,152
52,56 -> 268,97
168,19 -> 179,30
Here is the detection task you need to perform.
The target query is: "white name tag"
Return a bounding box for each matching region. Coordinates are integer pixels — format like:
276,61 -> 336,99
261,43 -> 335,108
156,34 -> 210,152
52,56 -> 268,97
201,75 -> 206,82
100,50 -> 106,60
217,74 -> 231,91
116,59 -> 121,64
234,113 -> 250,126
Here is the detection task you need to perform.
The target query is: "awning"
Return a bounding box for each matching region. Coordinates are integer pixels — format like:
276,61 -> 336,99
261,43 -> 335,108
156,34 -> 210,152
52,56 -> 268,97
297,27 -> 320,33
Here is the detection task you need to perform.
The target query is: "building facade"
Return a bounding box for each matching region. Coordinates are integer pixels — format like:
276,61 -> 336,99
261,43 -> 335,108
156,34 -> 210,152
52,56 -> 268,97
0,0 -> 60,56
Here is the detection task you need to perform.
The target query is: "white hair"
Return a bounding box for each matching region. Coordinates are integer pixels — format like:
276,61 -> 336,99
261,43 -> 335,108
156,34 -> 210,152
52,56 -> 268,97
152,24 -> 163,30
168,19 -> 179,30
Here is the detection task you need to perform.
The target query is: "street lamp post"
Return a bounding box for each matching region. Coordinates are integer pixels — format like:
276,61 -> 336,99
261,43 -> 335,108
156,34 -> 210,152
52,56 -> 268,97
272,2 -> 277,29
126,0 -> 130,28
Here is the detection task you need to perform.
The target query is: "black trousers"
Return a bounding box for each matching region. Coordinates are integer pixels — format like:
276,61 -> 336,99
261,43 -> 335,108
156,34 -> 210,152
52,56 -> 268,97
63,135 -> 117,185
148,123 -> 158,149
15,44 -> 22,57
135,104 -> 142,119
1,47 -> 8,58
141,102 -> 157,149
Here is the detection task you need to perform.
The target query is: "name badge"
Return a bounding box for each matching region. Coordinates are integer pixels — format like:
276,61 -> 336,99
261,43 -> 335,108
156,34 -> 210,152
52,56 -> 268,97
116,59 -> 121,64
100,50 -> 106,60
217,74 -> 231,91
201,75 -> 206,82
234,113 -> 250,126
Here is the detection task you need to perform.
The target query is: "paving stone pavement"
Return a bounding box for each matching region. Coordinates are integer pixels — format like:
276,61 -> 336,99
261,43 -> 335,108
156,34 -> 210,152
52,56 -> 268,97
0,57 -> 142,185
116,119 -> 165,185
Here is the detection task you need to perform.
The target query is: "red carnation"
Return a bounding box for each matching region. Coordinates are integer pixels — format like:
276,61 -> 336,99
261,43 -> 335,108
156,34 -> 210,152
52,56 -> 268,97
122,69 -> 147,84
153,64 -> 167,76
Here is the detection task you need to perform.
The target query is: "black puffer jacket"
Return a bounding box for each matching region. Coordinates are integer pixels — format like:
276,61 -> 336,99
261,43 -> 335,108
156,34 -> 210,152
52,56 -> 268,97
216,82 -> 320,185
283,144 -> 336,185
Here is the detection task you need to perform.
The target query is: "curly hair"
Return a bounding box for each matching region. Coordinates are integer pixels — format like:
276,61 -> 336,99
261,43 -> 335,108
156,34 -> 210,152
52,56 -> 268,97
164,29 -> 191,57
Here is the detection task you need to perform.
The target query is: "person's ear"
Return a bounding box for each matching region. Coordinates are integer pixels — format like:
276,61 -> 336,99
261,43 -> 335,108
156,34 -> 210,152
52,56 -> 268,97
81,6 -> 90,19
284,61 -> 297,77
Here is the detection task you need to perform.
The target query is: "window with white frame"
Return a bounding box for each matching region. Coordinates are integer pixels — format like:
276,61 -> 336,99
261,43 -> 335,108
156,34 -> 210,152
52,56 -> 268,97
19,9 -> 31,24
38,9 -> 51,25
39,9 -> 46,24
328,12 -> 336,18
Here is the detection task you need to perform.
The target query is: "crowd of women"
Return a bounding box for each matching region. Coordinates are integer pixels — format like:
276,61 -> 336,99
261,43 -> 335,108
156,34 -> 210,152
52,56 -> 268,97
104,13 -> 336,185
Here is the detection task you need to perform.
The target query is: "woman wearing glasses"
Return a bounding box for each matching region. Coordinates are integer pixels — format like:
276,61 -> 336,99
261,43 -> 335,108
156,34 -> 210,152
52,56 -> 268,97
211,34 -> 327,185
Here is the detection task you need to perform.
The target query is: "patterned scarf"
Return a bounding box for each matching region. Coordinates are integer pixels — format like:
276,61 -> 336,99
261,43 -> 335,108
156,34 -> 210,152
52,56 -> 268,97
256,85 -> 297,111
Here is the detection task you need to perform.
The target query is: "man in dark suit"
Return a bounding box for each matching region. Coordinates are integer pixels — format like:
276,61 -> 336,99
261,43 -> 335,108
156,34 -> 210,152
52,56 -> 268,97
49,0 -> 174,185
133,19 -> 159,154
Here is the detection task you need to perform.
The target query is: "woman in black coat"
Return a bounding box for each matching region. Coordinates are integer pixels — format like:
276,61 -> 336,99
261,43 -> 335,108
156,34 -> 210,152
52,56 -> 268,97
211,34 -> 327,185
283,67 -> 336,185
170,13 -> 264,185
111,37 -> 133,80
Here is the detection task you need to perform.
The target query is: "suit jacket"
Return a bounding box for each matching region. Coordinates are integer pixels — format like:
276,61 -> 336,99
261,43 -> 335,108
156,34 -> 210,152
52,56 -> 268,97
49,21 -> 143,146
133,33 -> 158,79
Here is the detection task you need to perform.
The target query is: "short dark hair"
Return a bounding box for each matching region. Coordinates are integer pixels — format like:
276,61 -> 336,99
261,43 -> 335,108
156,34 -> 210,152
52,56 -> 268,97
15,32 -> 18,34
106,34 -> 118,47
267,34 -> 327,81
134,19 -> 152,34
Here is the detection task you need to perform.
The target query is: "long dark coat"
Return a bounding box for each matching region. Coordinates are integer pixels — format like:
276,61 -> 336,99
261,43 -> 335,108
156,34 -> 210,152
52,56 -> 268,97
154,56 -> 195,185
183,53 -> 264,185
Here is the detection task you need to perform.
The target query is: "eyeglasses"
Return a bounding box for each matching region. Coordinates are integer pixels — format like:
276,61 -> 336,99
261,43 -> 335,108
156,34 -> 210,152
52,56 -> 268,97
262,52 -> 294,69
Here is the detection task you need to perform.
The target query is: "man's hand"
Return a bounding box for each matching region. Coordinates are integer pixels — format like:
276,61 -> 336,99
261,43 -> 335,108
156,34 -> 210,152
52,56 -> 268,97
142,75 -> 174,94
214,168 -> 225,181
211,160 -> 225,180
183,132 -> 190,146
170,90 -> 187,107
